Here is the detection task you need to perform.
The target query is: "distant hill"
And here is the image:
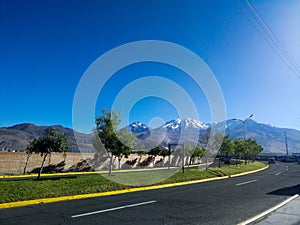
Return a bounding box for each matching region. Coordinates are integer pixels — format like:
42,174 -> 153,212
0,123 -> 93,151
226,119 -> 300,154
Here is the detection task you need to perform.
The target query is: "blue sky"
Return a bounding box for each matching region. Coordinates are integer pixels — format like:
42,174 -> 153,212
1,0 -> 300,133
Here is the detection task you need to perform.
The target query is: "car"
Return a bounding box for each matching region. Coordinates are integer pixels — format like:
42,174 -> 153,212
268,158 -> 276,164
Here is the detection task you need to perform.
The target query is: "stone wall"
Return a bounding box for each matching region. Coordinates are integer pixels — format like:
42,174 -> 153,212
0,152 -> 201,175
0,152 -> 94,175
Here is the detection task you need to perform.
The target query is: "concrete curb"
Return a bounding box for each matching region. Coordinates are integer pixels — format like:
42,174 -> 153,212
0,164 -> 269,209
238,194 -> 300,225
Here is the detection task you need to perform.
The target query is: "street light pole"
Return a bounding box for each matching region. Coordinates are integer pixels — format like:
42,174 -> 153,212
243,114 -> 253,141
232,114 -> 254,165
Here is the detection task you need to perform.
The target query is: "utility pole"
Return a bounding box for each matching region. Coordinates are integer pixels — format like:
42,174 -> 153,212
168,143 -> 171,170
285,130 -> 289,157
182,143 -> 185,173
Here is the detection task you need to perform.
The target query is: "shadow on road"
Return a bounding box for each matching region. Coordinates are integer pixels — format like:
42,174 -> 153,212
268,184 -> 300,196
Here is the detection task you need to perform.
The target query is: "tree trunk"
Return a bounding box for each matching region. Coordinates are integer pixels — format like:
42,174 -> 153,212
118,156 -> 121,170
23,153 -> 30,175
108,152 -> 113,176
189,156 -> 193,167
37,153 -> 48,180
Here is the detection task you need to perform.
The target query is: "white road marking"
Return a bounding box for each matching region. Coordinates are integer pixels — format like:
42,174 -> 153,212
274,172 -> 281,176
235,180 -> 258,186
71,200 -> 156,218
237,194 -> 299,225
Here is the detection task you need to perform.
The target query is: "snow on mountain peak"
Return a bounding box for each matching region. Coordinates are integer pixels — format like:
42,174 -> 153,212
183,117 -> 209,129
162,117 -> 208,130
129,122 -> 148,131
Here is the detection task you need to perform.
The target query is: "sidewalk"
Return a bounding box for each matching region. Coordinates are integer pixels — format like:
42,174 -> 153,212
253,195 -> 300,225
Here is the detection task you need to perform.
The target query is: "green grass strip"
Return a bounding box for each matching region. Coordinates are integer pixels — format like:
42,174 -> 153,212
0,161 -> 266,204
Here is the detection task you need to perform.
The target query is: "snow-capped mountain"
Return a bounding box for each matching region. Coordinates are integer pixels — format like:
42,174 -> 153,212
163,118 -> 181,130
127,118 -> 300,154
127,122 -> 151,139
162,117 -> 209,130
129,122 -> 149,133
126,118 -> 209,149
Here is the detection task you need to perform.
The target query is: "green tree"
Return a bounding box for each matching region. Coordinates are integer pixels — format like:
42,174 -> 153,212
246,138 -> 263,162
148,146 -> 161,157
26,127 -> 69,179
233,139 -> 246,165
219,135 -> 235,156
95,109 -> 136,173
191,145 -> 205,164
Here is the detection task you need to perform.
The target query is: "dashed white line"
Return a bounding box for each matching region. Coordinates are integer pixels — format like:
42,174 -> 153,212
235,180 -> 258,186
71,200 -> 156,218
274,172 -> 281,176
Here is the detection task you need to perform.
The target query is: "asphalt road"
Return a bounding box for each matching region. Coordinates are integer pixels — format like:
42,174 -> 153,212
1,162 -> 300,225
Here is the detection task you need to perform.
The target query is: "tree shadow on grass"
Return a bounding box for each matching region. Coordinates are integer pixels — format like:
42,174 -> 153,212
32,176 -> 77,181
267,184 -> 300,196
206,169 -> 227,177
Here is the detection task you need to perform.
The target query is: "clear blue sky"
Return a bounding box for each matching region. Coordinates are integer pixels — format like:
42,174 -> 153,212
1,0 -> 299,133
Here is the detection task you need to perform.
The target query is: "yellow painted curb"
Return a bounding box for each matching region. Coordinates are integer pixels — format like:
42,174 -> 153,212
230,164 -> 269,177
0,163 -> 268,209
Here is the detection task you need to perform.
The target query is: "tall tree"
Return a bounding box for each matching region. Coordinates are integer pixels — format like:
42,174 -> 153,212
219,135 -> 235,156
233,139 -> 246,165
191,145 -> 205,165
95,109 -> 136,173
26,127 -> 69,179
246,138 -> 263,162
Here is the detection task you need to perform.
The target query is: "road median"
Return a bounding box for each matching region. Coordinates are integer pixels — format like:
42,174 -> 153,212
0,161 -> 268,209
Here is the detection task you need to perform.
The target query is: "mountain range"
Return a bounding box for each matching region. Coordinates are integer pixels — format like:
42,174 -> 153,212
127,118 -> 300,154
0,118 -> 299,154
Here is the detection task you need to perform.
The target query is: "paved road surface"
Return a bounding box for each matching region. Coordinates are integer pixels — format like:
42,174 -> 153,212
1,162 -> 300,225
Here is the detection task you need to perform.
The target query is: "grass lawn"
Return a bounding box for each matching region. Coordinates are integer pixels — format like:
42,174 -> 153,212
0,161 -> 266,204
